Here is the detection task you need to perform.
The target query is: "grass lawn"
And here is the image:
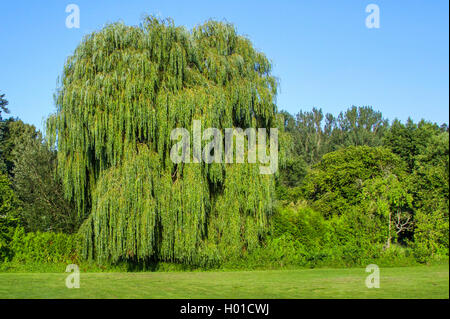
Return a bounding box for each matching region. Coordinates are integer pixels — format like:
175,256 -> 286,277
0,264 -> 448,299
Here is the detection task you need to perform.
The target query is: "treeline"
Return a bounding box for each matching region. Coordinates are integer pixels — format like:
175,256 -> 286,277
270,106 -> 448,267
1,90 -> 448,269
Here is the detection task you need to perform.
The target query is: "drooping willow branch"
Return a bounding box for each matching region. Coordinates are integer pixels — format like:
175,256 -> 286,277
47,16 -> 279,266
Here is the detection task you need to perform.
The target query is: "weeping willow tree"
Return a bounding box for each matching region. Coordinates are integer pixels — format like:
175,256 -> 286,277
47,16 -> 279,266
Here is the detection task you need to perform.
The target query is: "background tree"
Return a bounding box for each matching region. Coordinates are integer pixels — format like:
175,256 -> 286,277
302,146 -> 406,217
285,106 -> 389,167
412,131 -> 449,256
383,118 -> 441,172
383,118 -> 448,255
295,108 -> 328,164
0,118 -> 39,177
0,172 -> 18,218
0,172 -> 19,261
12,137 -> 78,233
361,174 -> 413,248
328,106 -> 388,151
0,91 -> 10,173
275,111 -> 307,201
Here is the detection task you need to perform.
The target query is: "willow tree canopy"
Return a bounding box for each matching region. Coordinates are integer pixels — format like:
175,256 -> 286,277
47,17 -> 279,266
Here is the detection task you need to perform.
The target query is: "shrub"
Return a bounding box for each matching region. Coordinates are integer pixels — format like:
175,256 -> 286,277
272,205 -> 330,249
10,228 -> 80,264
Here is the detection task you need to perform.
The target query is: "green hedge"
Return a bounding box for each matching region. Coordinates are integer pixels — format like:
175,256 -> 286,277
9,227 -> 80,264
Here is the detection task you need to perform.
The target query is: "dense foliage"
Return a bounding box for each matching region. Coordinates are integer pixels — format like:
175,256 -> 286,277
46,17 -> 277,266
13,137 -> 78,233
0,172 -> 19,260
274,111 -> 448,265
0,17 -> 448,270
9,228 -> 80,264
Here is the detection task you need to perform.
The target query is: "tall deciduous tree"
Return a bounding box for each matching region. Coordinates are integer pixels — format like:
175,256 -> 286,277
47,17 -> 278,265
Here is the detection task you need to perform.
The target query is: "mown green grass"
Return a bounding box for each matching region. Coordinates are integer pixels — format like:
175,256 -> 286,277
0,264 -> 448,299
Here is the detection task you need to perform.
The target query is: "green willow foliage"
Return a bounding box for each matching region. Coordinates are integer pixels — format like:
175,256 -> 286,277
47,17 -> 278,266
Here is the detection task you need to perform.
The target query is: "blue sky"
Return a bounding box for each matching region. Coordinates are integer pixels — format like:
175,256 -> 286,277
0,0 -> 448,132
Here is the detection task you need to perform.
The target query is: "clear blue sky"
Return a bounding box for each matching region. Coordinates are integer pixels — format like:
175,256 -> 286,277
0,0 -> 448,132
